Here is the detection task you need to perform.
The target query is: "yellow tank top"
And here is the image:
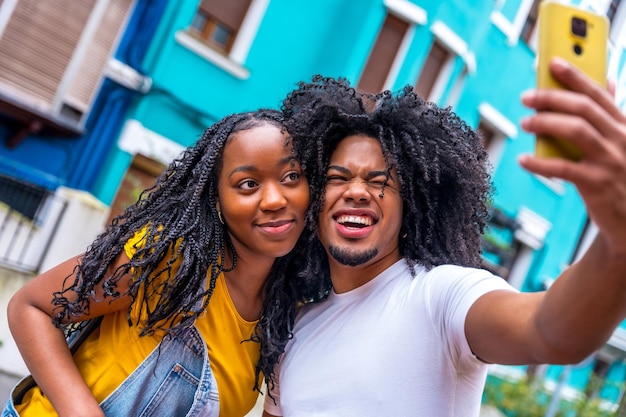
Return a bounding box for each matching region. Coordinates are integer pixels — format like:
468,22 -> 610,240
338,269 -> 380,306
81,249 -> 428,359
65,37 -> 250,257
15,232 -> 261,417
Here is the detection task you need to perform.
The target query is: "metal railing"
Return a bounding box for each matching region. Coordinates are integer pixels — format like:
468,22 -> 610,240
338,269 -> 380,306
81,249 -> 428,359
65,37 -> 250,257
0,190 -> 68,274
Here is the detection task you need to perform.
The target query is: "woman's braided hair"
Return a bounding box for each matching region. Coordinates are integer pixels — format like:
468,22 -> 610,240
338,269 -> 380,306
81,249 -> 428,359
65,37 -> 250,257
281,75 -> 492,281
51,109 -> 324,392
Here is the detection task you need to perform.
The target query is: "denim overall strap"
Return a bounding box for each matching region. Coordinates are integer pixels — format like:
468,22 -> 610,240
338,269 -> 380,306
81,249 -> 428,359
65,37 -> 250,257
2,377 -> 33,417
99,324 -> 218,417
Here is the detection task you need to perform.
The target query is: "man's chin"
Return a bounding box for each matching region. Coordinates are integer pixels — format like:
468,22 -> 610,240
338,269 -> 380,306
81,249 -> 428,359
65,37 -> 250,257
328,245 -> 378,267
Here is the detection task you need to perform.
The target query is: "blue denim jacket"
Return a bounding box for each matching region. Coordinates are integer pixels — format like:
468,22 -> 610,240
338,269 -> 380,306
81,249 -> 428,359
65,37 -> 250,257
2,324 -> 219,417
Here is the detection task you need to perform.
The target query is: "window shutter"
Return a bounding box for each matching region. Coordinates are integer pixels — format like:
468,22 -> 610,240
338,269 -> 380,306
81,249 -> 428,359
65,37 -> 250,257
358,14 -> 409,94
66,0 -> 134,114
199,0 -> 252,31
415,42 -> 449,99
0,0 -> 94,109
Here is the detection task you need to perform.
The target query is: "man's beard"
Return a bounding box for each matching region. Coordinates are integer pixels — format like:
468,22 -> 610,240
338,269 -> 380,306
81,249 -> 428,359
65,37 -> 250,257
328,245 -> 378,267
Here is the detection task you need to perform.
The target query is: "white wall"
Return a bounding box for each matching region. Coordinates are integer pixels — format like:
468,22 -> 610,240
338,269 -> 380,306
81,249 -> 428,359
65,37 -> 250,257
0,187 -> 109,377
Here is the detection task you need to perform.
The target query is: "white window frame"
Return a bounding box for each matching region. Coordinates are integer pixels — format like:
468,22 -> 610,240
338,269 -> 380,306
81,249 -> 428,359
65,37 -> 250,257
609,1 -> 626,43
535,174 -> 567,195
175,0 -> 270,80
579,0 -> 612,14
507,207 -> 552,289
118,119 -> 185,166
491,0 -> 538,46
478,102 -> 518,168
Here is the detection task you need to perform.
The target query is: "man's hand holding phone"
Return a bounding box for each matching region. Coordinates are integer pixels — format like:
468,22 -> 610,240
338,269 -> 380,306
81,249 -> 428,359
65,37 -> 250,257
535,1 -> 609,160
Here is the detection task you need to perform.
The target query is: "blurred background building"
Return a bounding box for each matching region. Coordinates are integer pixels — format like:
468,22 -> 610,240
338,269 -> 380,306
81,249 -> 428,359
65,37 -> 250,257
0,0 -> 625,413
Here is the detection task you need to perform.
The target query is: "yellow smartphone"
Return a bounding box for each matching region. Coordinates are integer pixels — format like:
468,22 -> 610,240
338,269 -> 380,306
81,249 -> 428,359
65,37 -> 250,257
536,0 -> 608,160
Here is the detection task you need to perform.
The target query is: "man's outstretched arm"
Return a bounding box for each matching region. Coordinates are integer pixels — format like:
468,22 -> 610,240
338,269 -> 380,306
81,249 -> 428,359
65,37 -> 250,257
466,57 -> 626,366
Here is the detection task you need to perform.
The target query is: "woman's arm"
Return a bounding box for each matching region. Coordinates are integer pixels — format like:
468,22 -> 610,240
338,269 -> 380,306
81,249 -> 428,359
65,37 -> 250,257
7,252 -> 133,417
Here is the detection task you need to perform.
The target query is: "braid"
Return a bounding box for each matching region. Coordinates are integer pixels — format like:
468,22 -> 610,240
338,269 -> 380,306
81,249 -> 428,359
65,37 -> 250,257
52,108 -> 312,391
251,226 -> 331,394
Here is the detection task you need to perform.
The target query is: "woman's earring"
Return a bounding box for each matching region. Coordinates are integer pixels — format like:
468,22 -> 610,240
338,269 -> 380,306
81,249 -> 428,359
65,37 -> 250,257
217,210 -> 224,225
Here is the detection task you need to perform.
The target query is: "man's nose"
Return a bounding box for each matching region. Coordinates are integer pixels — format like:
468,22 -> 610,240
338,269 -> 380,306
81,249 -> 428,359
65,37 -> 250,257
343,179 -> 371,202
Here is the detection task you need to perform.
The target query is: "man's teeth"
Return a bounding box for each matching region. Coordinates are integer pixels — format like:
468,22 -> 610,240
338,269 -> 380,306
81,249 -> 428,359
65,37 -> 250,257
337,215 -> 373,226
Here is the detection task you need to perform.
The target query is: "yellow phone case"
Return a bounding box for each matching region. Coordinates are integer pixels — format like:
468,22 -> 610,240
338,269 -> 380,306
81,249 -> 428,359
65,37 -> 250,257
536,0 -> 608,160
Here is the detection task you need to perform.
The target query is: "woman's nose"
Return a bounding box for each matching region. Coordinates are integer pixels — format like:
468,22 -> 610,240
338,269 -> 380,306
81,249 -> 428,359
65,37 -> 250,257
259,183 -> 288,210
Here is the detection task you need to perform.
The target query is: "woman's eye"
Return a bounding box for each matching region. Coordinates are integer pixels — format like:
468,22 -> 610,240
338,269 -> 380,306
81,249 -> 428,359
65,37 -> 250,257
283,172 -> 301,183
239,180 -> 258,190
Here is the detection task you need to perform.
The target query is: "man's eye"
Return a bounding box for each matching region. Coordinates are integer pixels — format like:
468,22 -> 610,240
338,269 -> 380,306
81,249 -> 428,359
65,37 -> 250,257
367,180 -> 386,189
327,176 -> 348,184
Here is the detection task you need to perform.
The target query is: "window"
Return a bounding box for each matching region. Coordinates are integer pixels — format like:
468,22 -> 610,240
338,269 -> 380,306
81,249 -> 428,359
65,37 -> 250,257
415,41 -> 450,99
478,121 -> 496,151
414,22 -> 474,104
0,174 -> 49,221
477,102 -> 518,169
358,14 -> 410,94
0,0 -> 134,137
106,153 -> 165,225
491,0 -> 541,46
607,0 -> 622,22
176,0 -> 270,79
508,207 -> 551,289
356,0 -> 426,94
0,174 -> 56,273
189,0 -> 252,54
480,207 -> 550,290
520,0 -> 540,45
581,0 -> 623,22
481,206 -> 521,281
607,0 -> 626,42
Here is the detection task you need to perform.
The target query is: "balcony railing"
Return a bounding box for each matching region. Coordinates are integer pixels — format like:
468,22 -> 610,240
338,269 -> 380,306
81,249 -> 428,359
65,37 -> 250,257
0,178 -> 67,274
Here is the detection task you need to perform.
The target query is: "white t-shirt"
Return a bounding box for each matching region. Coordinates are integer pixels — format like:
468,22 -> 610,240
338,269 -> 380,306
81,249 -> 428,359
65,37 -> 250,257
265,259 -> 516,417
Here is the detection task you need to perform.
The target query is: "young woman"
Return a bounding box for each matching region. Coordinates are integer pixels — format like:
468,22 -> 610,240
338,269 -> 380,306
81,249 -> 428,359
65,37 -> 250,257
3,109 -> 321,417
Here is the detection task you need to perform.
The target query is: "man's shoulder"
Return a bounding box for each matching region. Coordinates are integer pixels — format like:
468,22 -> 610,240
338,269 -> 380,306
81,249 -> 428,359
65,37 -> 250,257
423,263 -> 491,278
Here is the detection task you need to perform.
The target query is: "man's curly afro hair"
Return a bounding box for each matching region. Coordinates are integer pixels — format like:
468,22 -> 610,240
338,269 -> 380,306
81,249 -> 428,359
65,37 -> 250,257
282,75 -> 493,278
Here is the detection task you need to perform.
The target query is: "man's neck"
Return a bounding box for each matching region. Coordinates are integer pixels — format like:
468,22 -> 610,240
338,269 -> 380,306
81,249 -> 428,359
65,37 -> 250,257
329,254 -> 402,294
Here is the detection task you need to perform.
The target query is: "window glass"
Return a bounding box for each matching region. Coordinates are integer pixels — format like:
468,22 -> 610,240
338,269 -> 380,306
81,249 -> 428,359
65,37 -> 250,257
191,0 -> 252,53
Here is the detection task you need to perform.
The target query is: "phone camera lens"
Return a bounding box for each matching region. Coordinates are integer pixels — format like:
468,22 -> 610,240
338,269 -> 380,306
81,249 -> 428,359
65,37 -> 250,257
573,44 -> 583,55
571,17 -> 587,37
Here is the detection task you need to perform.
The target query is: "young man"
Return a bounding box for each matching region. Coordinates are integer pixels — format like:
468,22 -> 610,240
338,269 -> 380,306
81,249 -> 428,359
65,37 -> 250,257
263,58 -> 626,417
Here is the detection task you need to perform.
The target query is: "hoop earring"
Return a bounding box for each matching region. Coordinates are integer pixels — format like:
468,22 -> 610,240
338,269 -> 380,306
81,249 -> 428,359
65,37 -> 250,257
217,210 -> 224,225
